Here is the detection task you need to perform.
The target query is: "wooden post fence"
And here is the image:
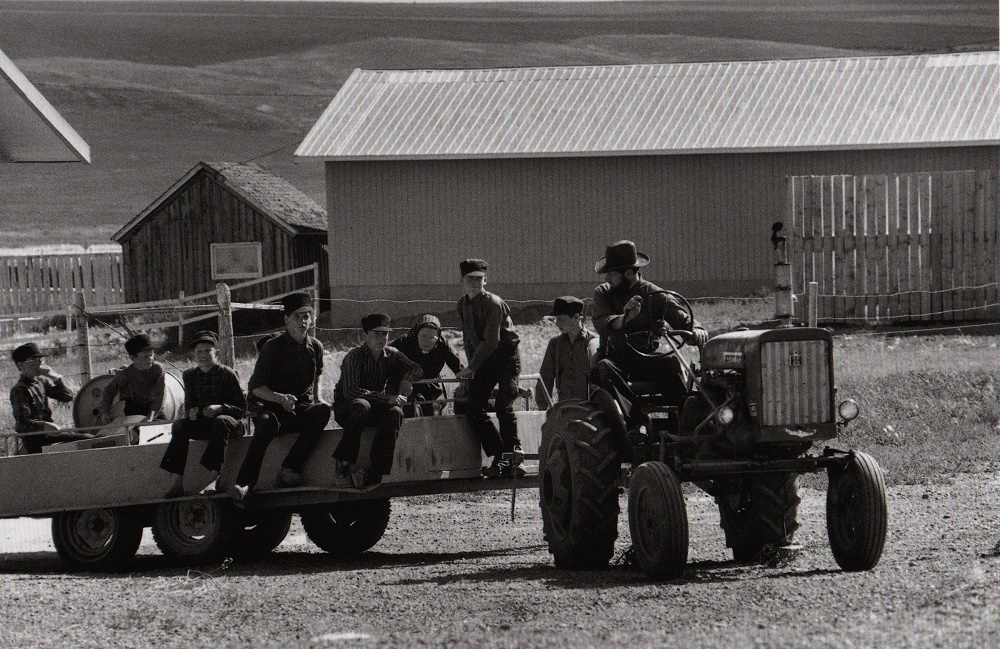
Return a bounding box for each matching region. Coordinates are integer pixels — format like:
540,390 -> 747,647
788,170 -> 999,324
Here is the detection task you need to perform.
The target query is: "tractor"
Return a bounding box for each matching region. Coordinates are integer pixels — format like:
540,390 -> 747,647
538,291 -> 888,580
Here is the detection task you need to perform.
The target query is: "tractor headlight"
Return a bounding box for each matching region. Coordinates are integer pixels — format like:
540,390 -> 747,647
838,399 -> 859,422
715,406 -> 735,426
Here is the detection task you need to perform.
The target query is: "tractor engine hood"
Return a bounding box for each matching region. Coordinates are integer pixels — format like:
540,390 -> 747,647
701,327 -> 834,371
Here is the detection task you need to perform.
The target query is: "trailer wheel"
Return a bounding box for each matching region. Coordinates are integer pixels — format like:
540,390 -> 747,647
628,461 -> 688,580
300,499 -> 391,559
717,473 -> 800,563
539,400 -> 621,569
152,498 -> 232,562
229,510 -> 293,560
52,508 -> 143,572
827,451 -> 888,571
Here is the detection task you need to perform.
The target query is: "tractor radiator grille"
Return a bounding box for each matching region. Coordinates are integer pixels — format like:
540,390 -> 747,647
759,340 -> 831,426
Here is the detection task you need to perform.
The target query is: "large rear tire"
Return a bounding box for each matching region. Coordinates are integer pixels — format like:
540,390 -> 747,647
52,508 -> 143,572
827,451 -> 887,571
300,499 -> 391,559
717,473 -> 801,563
152,498 -> 232,563
539,400 -> 621,569
628,462 -> 688,580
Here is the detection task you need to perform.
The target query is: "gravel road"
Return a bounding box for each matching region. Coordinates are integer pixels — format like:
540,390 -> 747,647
0,472 -> 997,648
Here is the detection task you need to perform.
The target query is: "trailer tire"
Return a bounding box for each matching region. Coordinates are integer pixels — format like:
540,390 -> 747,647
539,400 -> 621,570
827,451 -> 888,571
300,499 -> 391,559
717,473 -> 800,563
152,498 -> 232,563
52,507 -> 143,572
230,510 -> 293,560
628,461 -> 689,580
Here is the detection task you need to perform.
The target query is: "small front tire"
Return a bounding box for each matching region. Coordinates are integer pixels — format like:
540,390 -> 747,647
827,451 -> 888,571
628,461 -> 689,580
152,498 -> 232,563
300,499 -> 391,559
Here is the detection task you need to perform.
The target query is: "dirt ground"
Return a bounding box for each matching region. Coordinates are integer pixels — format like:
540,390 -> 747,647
0,472 -> 997,648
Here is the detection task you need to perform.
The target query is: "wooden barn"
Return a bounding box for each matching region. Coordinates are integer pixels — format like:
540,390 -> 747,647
113,162 -> 328,313
296,52 -> 999,324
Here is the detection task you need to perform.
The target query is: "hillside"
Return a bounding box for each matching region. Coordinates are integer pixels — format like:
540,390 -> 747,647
0,0 -> 996,246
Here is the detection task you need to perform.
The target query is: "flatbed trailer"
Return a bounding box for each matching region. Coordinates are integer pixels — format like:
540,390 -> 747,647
0,412 -> 544,571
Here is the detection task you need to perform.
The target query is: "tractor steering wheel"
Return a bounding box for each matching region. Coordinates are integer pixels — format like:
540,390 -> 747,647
622,289 -> 696,358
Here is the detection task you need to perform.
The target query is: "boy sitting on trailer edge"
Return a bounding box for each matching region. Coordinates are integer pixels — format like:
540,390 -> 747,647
9,342 -> 95,453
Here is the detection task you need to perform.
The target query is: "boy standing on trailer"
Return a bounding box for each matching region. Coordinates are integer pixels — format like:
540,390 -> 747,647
455,259 -> 524,478
332,313 -> 423,487
535,296 -> 599,408
229,292 -> 330,503
9,343 -> 95,453
159,331 -> 247,498
98,333 -> 167,423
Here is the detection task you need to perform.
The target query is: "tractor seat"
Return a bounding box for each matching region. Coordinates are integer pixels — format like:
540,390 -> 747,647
628,381 -> 671,398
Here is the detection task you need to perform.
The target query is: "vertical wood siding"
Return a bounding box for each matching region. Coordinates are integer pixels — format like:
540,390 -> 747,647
120,171 -> 328,304
324,146 -> 998,323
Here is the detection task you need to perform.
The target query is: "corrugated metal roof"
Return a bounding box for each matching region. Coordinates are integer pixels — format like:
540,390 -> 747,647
296,52 -> 999,160
0,46 -> 90,163
113,162 -> 326,242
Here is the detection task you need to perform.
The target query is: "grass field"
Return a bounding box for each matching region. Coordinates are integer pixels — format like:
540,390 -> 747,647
0,0 -> 996,246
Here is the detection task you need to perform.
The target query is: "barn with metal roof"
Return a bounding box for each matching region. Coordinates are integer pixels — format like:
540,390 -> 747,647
297,52 -> 999,322
113,161 -> 328,308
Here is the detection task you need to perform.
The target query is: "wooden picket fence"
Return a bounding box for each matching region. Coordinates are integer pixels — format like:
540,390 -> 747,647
788,170 -> 999,323
1,247 -> 124,335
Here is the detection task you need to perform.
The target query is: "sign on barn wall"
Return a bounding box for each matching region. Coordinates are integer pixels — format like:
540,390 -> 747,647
210,242 -> 263,281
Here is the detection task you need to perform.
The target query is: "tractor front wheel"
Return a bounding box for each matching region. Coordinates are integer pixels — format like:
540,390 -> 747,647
628,461 -> 688,580
539,400 -> 621,569
827,451 -> 888,571
52,507 -> 144,572
300,499 -> 391,559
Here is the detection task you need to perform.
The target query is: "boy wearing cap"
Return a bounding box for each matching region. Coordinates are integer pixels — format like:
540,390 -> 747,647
98,333 -> 167,424
535,296 -> 599,407
332,313 -> 423,487
230,292 -> 330,502
9,343 -> 95,454
389,314 -> 463,417
159,331 -> 247,498
455,259 -> 524,478
592,240 -> 709,409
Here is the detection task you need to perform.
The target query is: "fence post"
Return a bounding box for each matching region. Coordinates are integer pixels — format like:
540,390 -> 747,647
310,264 -> 321,401
772,222 -> 794,326
76,293 -> 92,383
65,302 -> 74,349
177,290 -> 185,347
807,282 -> 819,328
216,283 -> 236,369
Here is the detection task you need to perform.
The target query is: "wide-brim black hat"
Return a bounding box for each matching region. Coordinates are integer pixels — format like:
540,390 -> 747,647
281,292 -> 314,315
595,240 -> 650,274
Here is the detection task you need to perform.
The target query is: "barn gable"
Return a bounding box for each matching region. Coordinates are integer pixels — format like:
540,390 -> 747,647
112,162 -> 328,307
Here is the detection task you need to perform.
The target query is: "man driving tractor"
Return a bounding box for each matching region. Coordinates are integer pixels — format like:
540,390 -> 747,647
591,240 -> 709,410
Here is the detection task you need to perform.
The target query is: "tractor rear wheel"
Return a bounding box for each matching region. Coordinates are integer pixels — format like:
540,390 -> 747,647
229,510 -> 293,560
827,451 -> 887,571
628,461 -> 688,580
717,473 -> 801,563
539,400 -> 621,569
52,507 -> 144,572
300,499 -> 391,559
152,498 -> 233,563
